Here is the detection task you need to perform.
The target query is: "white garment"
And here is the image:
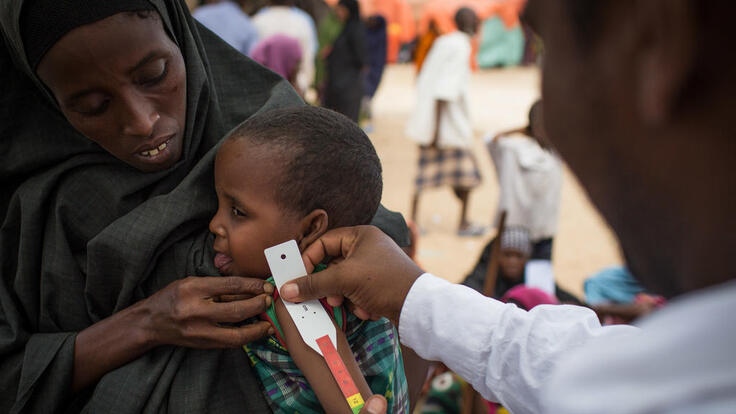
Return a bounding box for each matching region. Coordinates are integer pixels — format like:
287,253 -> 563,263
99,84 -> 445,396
252,6 -> 317,94
486,134 -> 562,241
406,32 -> 473,149
399,273 -> 736,414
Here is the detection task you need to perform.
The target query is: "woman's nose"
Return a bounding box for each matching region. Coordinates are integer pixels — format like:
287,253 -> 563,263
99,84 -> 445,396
121,96 -> 159,138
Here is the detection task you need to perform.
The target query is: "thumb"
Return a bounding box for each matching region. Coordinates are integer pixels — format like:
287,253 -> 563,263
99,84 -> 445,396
360,395 -> 387,414
280,265 -> 343,302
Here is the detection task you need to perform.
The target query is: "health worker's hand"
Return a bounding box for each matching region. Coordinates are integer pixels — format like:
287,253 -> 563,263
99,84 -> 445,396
280,225 -> 424,324
140,276 -> 274,348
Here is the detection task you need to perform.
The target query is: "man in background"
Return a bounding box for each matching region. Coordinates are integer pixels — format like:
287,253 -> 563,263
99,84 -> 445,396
193,0 -> 259,56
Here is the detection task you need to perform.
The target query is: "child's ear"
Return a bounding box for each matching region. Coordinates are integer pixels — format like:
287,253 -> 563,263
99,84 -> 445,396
297,209 -> 329,251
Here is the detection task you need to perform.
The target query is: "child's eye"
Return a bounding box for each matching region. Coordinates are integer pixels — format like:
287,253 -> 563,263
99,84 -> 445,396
231,206 -> 246,217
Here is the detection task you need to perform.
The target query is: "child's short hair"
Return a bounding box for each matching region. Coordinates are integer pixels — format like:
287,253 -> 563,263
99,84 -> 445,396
226,106 -> 383,228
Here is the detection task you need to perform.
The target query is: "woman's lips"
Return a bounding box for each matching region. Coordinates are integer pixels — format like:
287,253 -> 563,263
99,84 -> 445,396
214,252 -> 233,273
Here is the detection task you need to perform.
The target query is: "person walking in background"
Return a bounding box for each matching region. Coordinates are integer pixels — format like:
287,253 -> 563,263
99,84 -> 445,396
486,100 -> 562,260
361,14 -> 388,132
323,0 -> 367,122
193,0 -> 259,56
406,7 -> 483,236
250,34 -> 303,92
253,0 -> 317,96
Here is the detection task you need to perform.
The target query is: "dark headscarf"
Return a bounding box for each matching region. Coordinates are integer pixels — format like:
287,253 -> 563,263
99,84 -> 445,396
0,1 -> 408,411
364,15 -> 387,98
339,0 -> 360,22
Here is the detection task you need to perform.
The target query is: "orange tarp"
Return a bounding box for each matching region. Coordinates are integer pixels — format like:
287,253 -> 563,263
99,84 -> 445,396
417,0 -> 526,36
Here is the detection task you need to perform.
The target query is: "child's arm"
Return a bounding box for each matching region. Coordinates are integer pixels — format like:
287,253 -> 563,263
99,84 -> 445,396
274,298 -> 373,413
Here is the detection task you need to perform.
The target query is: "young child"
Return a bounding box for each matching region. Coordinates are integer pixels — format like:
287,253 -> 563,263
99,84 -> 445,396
208,106 -> 410,413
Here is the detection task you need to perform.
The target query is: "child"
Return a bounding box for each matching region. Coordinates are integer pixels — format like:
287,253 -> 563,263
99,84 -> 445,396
486,100 -> 561,260
208,106 -> 410,413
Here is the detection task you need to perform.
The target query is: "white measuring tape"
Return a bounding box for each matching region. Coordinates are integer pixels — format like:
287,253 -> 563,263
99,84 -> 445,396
264,240 -> 365,413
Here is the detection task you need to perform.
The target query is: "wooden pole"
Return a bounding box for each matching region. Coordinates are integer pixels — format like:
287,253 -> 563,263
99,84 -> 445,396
482,210 -> 507,298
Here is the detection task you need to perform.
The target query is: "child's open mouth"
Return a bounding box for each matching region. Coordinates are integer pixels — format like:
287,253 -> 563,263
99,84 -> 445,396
214,252 -> 233,274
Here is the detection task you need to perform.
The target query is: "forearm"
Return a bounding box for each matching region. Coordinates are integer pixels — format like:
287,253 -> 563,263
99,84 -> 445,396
275,299 -> 371,413
398,274 -> 638,414
72,299 -> 154,392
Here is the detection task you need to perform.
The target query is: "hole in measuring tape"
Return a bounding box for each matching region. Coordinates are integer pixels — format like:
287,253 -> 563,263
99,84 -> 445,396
280,254 -> 286,260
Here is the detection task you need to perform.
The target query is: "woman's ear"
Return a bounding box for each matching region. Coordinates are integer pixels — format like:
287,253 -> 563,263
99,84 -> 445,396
297,209 -> 329,251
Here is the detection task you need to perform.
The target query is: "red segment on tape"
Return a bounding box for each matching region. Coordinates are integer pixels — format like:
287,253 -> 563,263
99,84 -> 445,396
315,334 -> 362,401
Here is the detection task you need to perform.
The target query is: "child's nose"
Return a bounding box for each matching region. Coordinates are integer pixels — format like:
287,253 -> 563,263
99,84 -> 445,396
208,214 -> 225,237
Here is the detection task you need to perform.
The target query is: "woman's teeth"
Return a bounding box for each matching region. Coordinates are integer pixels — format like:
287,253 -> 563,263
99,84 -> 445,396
139,141 -> 168,157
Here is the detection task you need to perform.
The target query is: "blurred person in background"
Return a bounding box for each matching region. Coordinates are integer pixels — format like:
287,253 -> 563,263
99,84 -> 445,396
250,34 -> 303,92
323,0 -> 367,122
406,7 -> 484,236
253,0 -> 318,96
193,0 -> 259,55
360,14 -> 388,132
486,100 -> 562,260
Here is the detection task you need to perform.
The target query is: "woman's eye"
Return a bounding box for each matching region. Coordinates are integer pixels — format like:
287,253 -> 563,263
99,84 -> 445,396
138,60 -> 168,85
75,98 -> 110,117
231,206 -> 246,217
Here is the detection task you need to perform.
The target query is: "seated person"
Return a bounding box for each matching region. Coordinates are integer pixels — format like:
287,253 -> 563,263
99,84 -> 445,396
208,106 -> 410,413
462,226 -> 582,304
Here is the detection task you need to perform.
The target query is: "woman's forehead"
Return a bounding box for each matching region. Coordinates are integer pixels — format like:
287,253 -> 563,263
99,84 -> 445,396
36,13 -> 176,90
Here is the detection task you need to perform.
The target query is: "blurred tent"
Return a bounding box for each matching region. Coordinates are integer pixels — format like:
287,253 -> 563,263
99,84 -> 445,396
414,0 -> 526,70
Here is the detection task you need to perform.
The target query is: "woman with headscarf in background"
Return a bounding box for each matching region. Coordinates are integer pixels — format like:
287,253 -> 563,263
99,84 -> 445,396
361,14 -> 387,131
0,1 -> 408,412
251,34 -> 304,93
323,0 -> 367,122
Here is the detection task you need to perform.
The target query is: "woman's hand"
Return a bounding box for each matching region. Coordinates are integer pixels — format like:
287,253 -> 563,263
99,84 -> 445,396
280,225 -> 424,324
141,276 -> 274,348
72,276 -> 273,391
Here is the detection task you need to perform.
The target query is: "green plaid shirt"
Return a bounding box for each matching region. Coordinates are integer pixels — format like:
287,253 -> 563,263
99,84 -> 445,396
244,278 -> 409,413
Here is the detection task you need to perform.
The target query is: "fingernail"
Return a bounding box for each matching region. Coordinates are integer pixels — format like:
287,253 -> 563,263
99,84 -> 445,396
263,283 -> 274,294
264,295 -> 272,307
268,326 -> 275,335
366,397 -> 385,414
281,283 -> 298,300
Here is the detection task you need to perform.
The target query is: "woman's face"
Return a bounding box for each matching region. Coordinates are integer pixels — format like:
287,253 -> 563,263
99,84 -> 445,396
335,5 -> 349,22
37,12 -> 186,173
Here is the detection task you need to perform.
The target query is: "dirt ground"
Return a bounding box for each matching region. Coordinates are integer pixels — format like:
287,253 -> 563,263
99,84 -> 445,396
369,64 -> 622,298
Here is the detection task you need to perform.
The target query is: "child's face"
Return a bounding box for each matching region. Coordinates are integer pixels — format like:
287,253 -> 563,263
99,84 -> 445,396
498,248 -> 527,281
209,139 -> 303,278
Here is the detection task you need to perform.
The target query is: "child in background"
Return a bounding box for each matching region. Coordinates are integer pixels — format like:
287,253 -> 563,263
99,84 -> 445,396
209,106 -> 410,413
486,100 -> 562,260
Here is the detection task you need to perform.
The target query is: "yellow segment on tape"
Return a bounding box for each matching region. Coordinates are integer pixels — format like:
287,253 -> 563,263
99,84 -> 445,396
347,393 -> 365,408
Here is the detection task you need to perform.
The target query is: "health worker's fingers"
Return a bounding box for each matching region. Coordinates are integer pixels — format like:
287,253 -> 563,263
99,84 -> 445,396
284,225 -> 424,323
300,226 -> 362,272
359,395 -> 387,414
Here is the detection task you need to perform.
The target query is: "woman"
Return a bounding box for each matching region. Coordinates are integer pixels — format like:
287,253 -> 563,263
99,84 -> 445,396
0,1 -> 407,412
250,34 -> 303,92
323,0 -> 367,122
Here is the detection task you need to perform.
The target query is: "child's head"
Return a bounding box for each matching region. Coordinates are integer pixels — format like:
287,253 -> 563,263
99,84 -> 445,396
498,226 -> 532,281
209,106 -> 382,277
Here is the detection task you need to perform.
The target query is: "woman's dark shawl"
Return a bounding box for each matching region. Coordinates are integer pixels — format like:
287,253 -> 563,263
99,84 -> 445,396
325,8 -> 367,121
0,0 -> 408,412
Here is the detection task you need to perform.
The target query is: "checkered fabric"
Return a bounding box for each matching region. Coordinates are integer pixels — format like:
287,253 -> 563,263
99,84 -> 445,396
415,146 -> 482,191
244,280 -> 409,414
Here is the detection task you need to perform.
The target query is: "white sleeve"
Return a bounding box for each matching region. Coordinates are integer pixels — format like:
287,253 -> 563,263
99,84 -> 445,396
398,274 -> 638,414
